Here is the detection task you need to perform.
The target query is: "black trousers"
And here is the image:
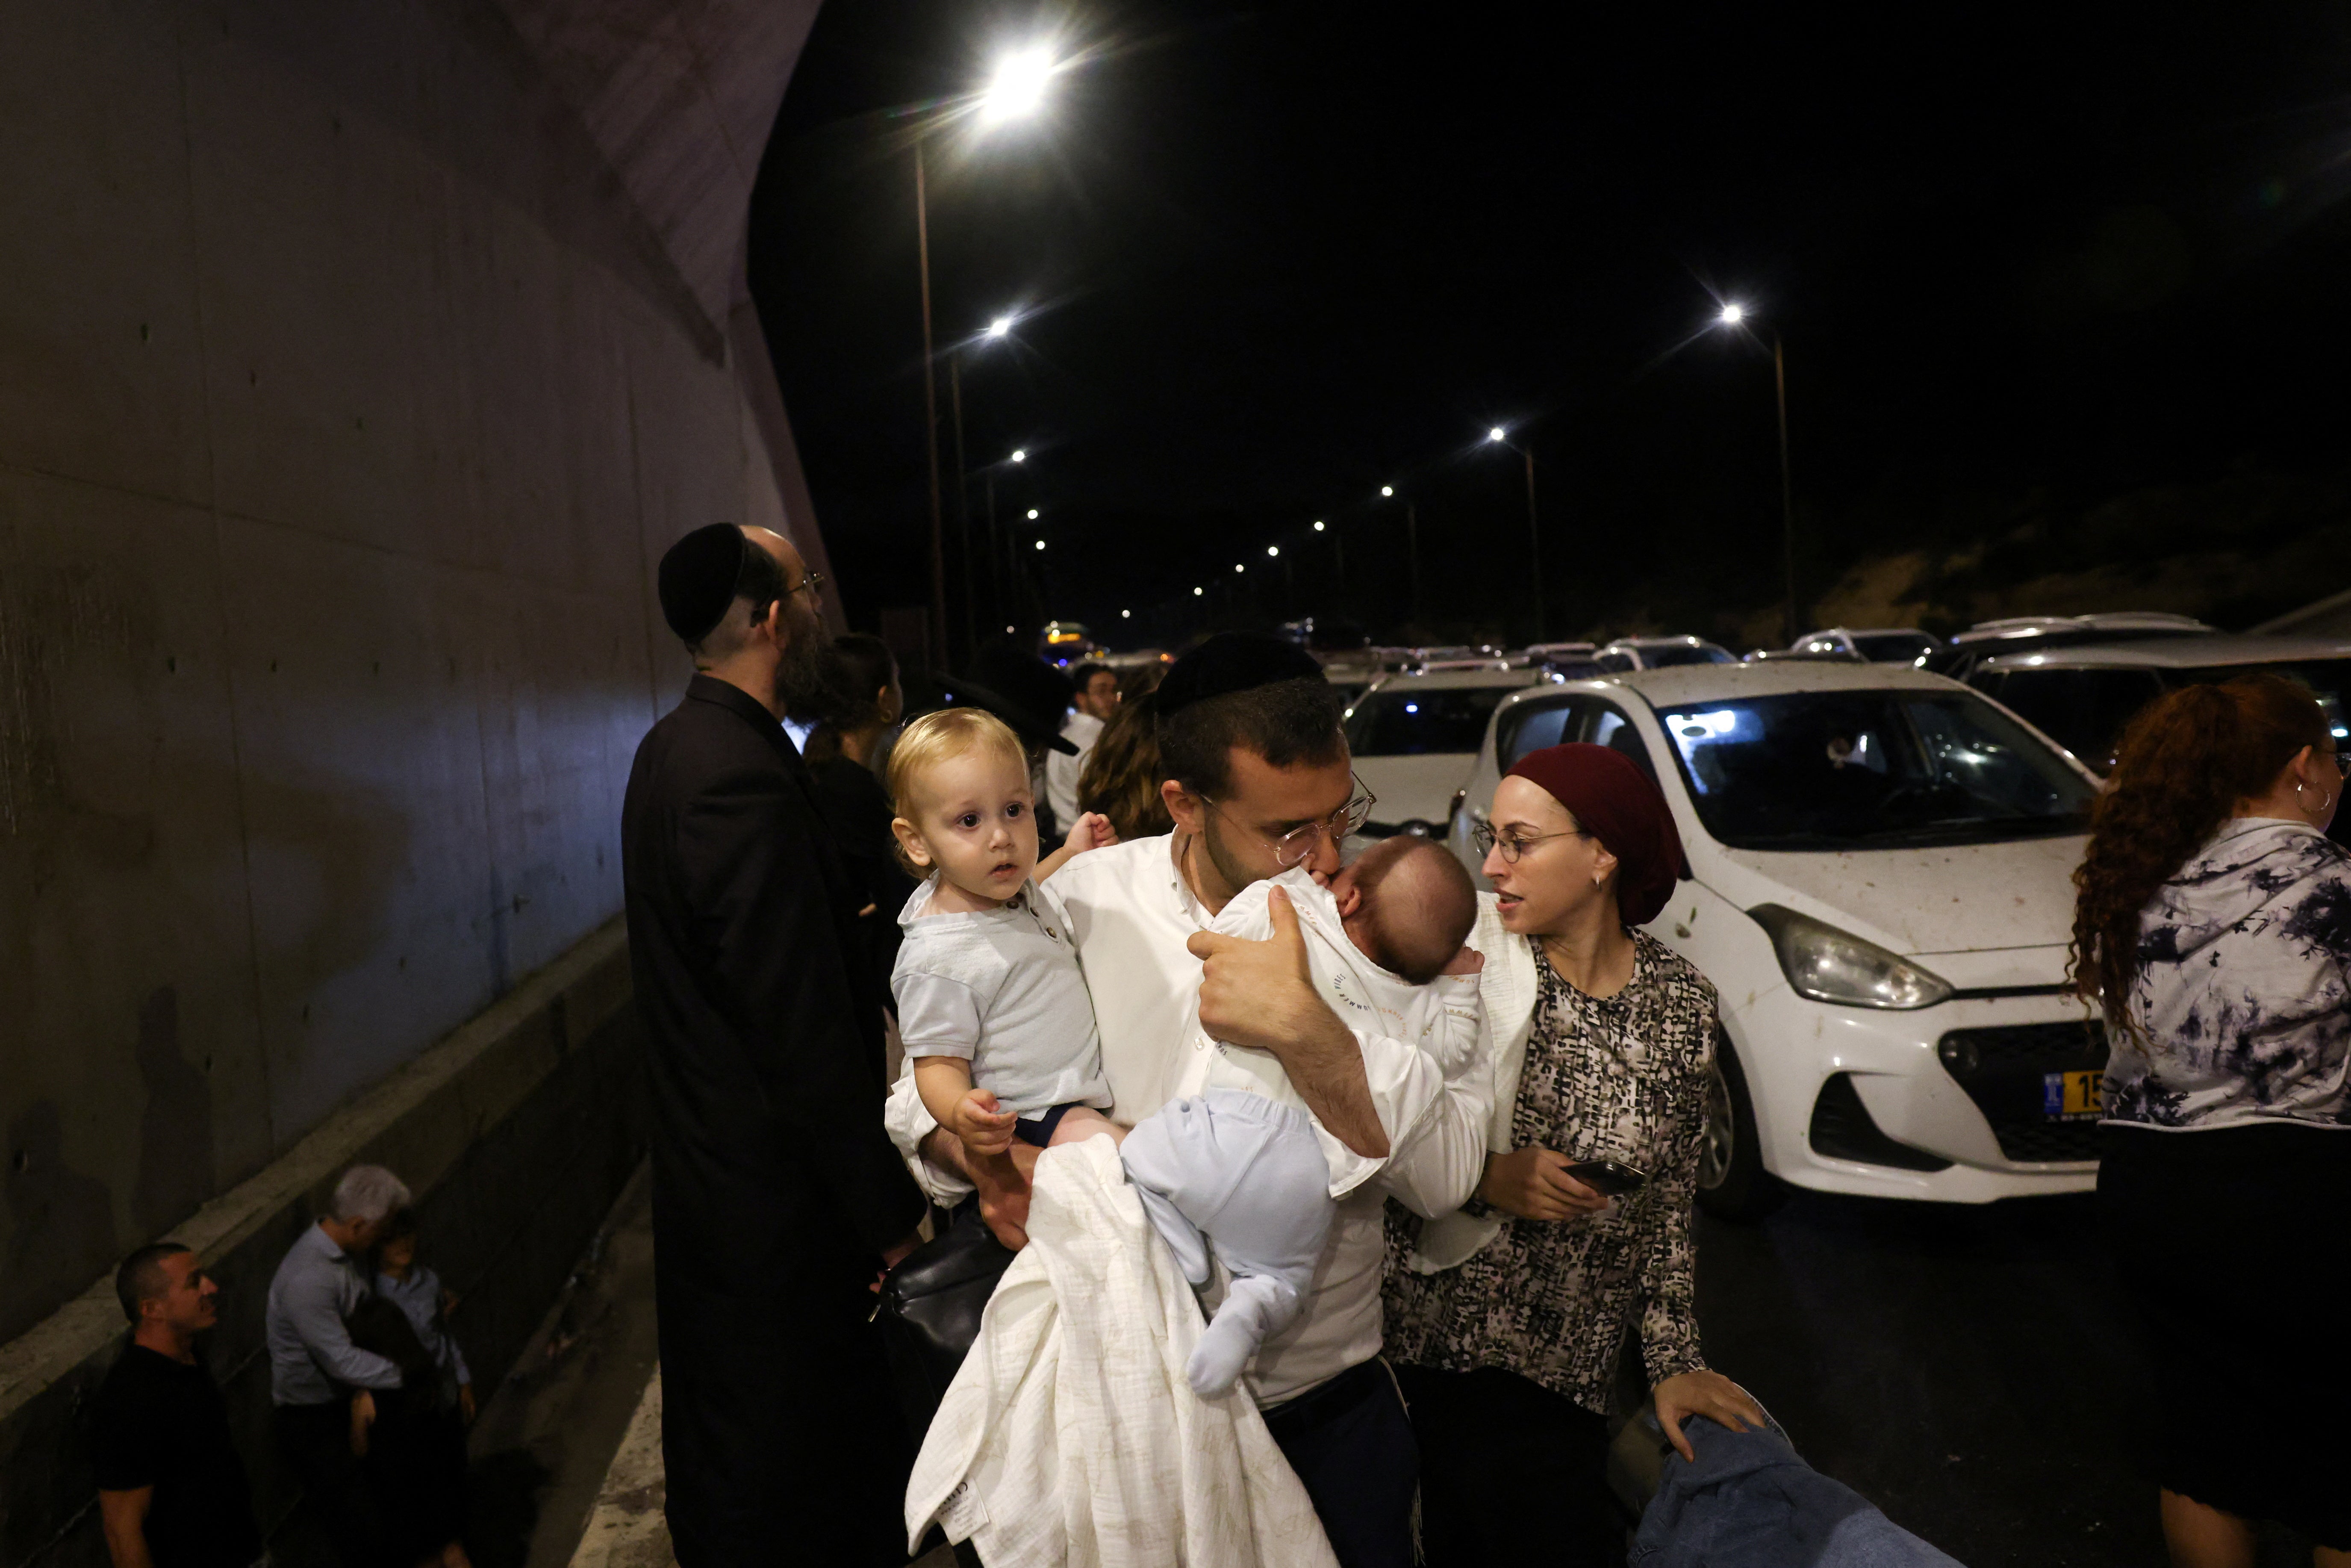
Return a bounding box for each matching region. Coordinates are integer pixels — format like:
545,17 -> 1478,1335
659,1252 -> 913,1568
276,1402 -> 391,1568
1260,1358 -> 1420,1568
1392,1364 -> 1622,1568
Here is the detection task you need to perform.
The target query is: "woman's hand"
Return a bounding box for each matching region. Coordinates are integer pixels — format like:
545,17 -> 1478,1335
1653,1370 -> 1766,1463
1476,1146 -> 1610,1221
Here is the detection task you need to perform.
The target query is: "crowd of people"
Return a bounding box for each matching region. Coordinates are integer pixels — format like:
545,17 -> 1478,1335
87,517 -> 2346,1568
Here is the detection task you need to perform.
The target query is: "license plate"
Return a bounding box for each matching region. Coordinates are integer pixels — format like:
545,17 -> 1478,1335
2042,1070 -> 2102,1120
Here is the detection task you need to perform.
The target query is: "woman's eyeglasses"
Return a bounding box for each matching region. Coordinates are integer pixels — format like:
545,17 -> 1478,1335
1470,822 -> 1590,863
1204,776 -> 1379,868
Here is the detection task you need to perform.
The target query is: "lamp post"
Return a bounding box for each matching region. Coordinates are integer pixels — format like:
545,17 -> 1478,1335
1381,485 -> 1420,628
948,314 -> 1019,661
1485,426 -> 1544,641
910,49 -> 1061,668
1715,303 -> 1800,644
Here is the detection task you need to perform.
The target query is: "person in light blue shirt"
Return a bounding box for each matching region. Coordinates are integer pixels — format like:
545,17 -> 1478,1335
372,1209 -> 472,1421
263,1165 -> 409,1568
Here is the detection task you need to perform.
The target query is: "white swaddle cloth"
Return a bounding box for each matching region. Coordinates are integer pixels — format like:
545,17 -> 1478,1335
1125,867 -> 1486,1396
905,1137 -> 1339,1568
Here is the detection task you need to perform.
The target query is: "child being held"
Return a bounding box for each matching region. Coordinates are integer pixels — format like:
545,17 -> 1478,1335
888,709 -> 1122,1178
1121,835 -> 1484,1399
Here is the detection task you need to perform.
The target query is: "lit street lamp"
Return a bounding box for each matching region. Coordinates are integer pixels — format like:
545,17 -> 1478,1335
1485,425 -> 1546,640
910,44 -> 1064,667
1713,301 -> 1800,643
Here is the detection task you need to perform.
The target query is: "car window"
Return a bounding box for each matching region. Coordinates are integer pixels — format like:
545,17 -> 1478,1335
2171,660 -> 2351,743
1656,690 -> 2094,849
1344,687 -> 1514,756
1497,697 -> 1583,769
1596,651 -> 1637,673
1586,705 -> 1660,784
1986,668 -> 2164,770
1853,633 -> 1938,664
1639,644 -> 1736,668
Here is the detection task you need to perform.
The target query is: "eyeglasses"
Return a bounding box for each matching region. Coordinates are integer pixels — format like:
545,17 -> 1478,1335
1470,821 -> 1590,863
1202,775 -> 1378,868
788,571 -> 824,601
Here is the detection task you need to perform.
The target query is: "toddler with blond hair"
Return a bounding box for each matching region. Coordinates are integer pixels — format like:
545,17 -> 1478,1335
888,708 -> 1121,1168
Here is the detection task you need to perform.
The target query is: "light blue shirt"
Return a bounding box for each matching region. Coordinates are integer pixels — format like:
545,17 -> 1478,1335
265,1223 -> 402,1406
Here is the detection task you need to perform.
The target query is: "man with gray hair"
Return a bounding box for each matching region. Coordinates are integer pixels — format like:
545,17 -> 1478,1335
264,1165 -> 411,1567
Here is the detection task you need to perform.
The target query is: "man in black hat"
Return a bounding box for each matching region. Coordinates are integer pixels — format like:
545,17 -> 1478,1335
886,631 -> 1495,1568
622,524 -> 928,1567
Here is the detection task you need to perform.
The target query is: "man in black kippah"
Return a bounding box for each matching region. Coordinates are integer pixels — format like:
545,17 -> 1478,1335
622,525 -> 927,1568
881,629 -> 1496,1568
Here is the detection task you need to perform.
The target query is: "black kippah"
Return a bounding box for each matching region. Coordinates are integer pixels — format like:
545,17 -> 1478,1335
658,524 -> 748,643
1155,631 -> 1326,718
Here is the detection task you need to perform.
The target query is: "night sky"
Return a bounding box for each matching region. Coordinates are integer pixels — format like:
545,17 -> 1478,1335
751,2 -> 2351,660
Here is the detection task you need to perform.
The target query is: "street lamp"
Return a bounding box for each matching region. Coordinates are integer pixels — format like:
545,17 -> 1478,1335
1011,448 -> 1027,463
1485,424 -> 1546,640
1711,301 -> 1800,643
910,44 -> 1063,669
949,309 -> 1022,657
1382,486 -> 1421,627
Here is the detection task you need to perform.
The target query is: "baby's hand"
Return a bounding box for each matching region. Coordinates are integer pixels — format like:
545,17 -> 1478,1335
949,1087 -> 1018,1157
1440,943 -> 1485,977
1065,812 -> 1118,855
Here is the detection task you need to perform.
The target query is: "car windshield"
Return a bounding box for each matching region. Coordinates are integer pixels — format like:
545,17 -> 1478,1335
1346,687 -> 1514,755
2173,660 -> 2351,741
1853,633 -> 1938,663
1657,690 -> 2095,849
1638,643 -> 1736,668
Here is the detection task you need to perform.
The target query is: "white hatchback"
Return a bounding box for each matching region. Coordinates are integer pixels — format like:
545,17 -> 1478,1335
1444,661 -> 2106,1216
1342,667 -> 1552,838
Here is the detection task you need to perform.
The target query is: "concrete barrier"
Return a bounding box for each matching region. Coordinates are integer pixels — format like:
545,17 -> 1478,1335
0,919 -> 645,1568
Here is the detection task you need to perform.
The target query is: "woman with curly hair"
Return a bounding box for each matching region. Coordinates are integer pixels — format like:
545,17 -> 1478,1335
2072,672 -> 2350,1567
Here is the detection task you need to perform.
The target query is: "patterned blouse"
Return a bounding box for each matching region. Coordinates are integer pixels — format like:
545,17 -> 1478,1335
1382,929 -> 1717,1415
2106,817 -> 2351,1130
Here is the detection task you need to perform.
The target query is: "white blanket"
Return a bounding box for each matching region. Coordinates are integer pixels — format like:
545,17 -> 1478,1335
904,1136 -> 1339,1568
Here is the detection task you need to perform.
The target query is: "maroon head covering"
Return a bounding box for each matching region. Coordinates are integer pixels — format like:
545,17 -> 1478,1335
1503,742 -> 1689,927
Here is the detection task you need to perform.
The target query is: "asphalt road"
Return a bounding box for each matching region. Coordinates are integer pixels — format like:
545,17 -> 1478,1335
1693,1187 -> 2315,1567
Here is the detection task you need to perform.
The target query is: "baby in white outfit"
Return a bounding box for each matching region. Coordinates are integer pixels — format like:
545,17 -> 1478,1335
1124,836 -> 1485,1397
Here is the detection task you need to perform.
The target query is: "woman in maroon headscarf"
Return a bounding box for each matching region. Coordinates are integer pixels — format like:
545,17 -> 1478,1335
1382,744 -> 1762,1567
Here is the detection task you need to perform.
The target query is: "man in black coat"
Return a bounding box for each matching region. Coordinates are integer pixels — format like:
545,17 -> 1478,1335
622,523 -> 927,1566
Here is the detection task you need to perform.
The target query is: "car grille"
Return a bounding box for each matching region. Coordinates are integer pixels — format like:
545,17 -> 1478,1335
1936,1021 -> 2106,1164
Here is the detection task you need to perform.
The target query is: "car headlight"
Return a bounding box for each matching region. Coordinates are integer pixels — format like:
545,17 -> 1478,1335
1747,904 -> 1952,1010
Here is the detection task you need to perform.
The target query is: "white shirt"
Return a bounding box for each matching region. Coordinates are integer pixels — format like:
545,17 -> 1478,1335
1044,710 -> 1105,828
885,832 -> 1493,1403
890,878 -> 1114,1120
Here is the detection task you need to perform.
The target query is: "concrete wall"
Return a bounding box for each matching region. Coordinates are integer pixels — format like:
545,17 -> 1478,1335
0,0 -> 824,1347
0,921 -> 645,1567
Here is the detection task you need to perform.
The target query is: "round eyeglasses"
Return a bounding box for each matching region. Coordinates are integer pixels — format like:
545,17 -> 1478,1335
1470,821 -> 1590,863
1203,775 -> 1379,868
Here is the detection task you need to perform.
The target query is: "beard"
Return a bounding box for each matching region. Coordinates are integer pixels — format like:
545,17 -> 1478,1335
771,596 -> 831,716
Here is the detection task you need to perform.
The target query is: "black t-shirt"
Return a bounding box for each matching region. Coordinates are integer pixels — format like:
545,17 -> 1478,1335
93,1344 -> 262,1568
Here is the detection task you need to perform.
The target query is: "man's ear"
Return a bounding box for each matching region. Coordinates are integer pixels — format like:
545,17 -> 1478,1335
1161,779 -> 1204,834
891,816 -> 934,868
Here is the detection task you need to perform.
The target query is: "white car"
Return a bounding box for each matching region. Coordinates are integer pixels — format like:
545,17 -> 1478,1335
1595,636 -> 1738,672
1342,667 -> 1552,838
1445,661 -> 2106,1216
1789,626 -> 1940,665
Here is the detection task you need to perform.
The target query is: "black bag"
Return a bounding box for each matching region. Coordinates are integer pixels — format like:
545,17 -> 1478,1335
875,1203 -> 1017,1441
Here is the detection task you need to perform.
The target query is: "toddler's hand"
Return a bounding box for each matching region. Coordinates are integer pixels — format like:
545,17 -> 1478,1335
950,1087 -> 1018,1157
1065,812 -> 1118,855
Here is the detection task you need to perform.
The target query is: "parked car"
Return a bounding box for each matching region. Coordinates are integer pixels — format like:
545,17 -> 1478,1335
1445,661 -> 2105,1216
1742,647 -> 1861,664
1342,667 -> 1552,838
1594,636 -> 1738,671
1965,634 -> 2351,774
1789,626 -> 1940,665
1927,611 -> 2216,679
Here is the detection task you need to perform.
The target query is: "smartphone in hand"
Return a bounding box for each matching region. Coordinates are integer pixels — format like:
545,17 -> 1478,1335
1563,1158 -> 1647,1196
